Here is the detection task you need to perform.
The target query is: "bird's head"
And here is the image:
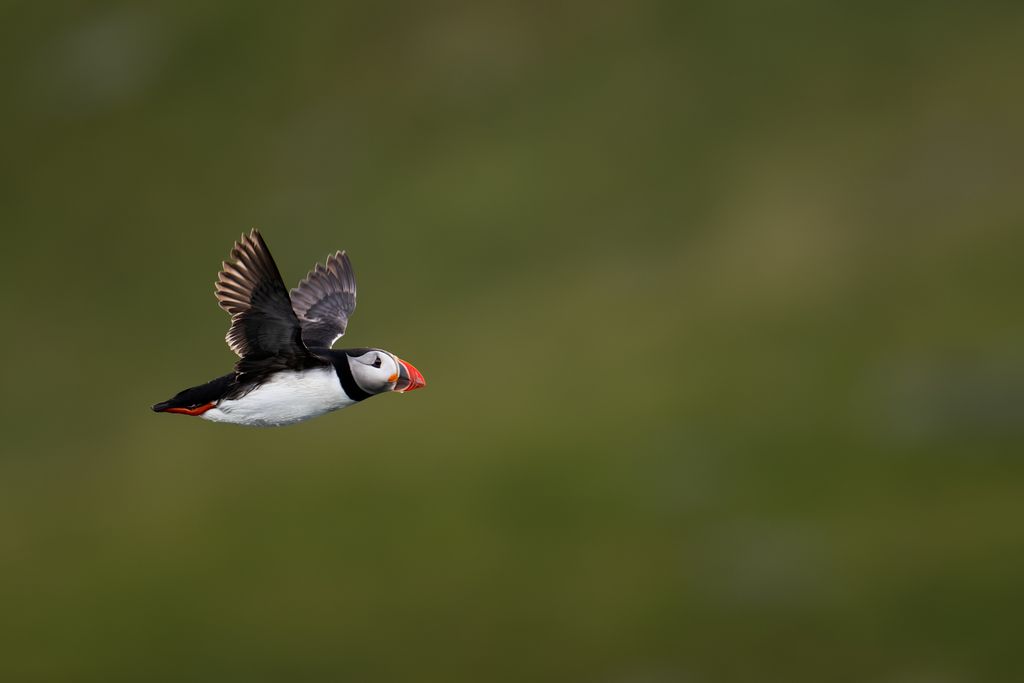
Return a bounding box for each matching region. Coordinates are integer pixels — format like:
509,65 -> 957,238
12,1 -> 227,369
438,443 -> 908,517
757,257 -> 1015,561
344,348 -> 426,396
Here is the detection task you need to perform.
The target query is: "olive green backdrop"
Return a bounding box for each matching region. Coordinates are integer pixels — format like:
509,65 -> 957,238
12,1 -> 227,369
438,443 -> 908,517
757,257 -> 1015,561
2,2 -> 1022,681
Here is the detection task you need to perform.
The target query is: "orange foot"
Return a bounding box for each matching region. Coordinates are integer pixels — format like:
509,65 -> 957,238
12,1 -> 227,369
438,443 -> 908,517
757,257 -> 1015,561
164,402 -> 215,416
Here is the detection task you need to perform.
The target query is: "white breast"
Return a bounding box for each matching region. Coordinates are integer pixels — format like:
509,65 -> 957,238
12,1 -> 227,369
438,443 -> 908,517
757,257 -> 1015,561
201,367 -> 355,427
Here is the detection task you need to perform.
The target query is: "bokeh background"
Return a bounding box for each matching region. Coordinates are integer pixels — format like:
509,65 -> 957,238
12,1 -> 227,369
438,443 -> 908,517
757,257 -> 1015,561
2,2 -> 1023,681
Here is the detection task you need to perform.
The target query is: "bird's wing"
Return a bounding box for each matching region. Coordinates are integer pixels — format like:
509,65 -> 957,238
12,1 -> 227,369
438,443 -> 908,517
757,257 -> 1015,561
289,250 -> 357,349
215,230 -> 308,359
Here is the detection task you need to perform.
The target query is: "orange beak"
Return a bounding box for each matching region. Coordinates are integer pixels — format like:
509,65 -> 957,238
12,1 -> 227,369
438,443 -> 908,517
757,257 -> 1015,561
396,358 -> 426,393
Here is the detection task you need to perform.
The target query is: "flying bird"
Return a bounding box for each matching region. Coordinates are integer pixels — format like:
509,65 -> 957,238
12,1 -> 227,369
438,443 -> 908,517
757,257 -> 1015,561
152,230 -> 425,426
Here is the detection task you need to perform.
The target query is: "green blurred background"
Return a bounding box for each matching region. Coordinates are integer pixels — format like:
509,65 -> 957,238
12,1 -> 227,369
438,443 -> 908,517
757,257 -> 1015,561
2,2 -> 1023,681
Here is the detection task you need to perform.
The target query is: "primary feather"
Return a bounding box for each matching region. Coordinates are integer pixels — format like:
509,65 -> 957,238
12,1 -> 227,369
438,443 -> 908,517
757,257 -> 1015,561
290,250 -> 357,349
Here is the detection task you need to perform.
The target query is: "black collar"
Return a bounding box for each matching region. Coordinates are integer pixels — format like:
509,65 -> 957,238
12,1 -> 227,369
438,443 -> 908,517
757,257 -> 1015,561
333,356 -> 372,402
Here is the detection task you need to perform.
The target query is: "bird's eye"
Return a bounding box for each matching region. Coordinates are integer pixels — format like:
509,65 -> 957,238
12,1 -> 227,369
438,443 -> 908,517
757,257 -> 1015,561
372,356 -> 382,368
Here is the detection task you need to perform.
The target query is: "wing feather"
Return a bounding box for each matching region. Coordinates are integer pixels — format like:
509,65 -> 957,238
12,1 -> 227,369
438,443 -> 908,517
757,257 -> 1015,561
290,250 -> 357,349
215,230 -> 308,359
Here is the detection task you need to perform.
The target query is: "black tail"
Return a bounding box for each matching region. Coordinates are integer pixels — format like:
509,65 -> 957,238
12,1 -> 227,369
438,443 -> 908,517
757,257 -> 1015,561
152,372 -> 235,412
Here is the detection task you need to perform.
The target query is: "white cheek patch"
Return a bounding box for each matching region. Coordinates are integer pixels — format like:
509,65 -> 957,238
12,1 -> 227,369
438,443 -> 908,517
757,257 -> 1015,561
351,354 -> 401,392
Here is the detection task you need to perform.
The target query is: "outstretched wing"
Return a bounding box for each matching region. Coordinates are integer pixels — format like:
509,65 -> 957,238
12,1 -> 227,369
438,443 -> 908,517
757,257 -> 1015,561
289,250 -> 357,349
215,230 -> 307,358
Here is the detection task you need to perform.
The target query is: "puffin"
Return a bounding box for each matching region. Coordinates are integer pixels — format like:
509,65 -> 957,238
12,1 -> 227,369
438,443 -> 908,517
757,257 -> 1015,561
152,230 -> 425,427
